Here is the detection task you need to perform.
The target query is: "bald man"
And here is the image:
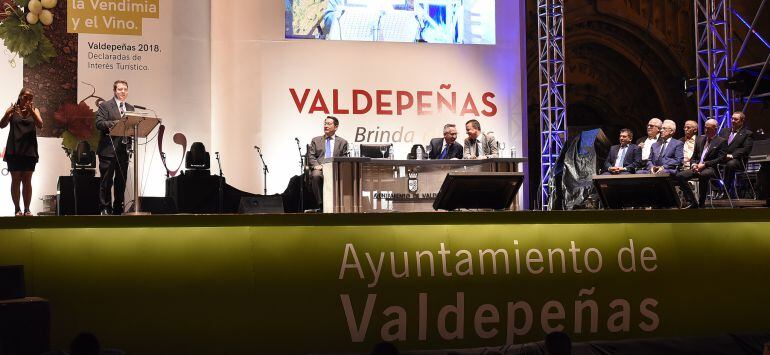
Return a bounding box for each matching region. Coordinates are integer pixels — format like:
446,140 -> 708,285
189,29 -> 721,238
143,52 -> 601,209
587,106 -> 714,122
676,119 -> 726,208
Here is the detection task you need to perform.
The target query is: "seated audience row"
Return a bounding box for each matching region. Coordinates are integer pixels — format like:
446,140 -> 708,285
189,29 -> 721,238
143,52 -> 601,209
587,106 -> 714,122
602,112 -> 754,207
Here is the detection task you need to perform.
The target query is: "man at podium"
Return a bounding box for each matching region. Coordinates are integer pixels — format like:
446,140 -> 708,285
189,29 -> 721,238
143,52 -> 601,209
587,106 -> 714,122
95,80 -> 133,215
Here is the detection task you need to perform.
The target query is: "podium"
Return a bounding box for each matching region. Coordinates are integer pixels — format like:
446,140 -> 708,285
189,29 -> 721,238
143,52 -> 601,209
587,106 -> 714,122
109,110 -> 160,215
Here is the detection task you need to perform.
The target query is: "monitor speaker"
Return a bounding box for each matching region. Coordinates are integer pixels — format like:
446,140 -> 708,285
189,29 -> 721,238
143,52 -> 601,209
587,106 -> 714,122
239,195 -> 285,214
593,174 -> 680,209
433,172 -> 524,211
57,176 -> 100,215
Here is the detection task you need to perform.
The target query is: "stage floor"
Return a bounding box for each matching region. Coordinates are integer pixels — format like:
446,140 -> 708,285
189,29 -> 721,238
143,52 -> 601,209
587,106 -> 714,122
2,207 -> 770,229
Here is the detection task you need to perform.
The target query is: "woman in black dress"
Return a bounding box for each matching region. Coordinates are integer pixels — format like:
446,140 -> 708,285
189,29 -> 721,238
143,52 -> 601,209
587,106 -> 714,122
1,88 -> 43,216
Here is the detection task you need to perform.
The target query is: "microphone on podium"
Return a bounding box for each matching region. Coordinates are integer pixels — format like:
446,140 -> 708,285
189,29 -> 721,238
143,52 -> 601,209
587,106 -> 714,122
133,104 -> 147,110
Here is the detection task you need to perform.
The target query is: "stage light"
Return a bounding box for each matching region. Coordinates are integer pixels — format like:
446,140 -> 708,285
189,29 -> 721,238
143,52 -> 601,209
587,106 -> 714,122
185,142 -> 211,174
70,141 -> 96,176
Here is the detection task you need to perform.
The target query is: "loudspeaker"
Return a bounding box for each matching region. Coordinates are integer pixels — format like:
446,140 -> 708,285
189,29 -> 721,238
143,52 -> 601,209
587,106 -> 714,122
138,197 -> 178,215
0,297 -> 50,355
57,176 -> 100,215
239,195 -> 284,214
433,172 -> 524,211
593,174 -> 680,209
0,265 -> 25,300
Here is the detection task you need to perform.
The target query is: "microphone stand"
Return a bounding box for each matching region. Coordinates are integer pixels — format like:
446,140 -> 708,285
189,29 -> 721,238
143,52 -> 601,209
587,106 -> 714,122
161,152 -> 169,178
295,139 -> 304,212
255,146 -> 269,195
215,152 -> 224,213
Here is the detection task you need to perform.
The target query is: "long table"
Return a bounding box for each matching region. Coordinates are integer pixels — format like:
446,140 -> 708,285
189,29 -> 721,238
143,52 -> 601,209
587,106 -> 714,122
321,157 -> 526,213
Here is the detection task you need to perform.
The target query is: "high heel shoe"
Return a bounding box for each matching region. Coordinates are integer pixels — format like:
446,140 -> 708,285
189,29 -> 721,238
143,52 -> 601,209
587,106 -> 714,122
14,210 -> 22,216
23,210 -> 32,216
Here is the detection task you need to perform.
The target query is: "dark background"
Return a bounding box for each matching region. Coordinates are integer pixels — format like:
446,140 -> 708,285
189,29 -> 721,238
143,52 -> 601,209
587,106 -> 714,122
525,0 -> 770,207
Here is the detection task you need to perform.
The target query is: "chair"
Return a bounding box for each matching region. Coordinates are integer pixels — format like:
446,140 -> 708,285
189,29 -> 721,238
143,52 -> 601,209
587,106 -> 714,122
718,159 -> 757,202
709,165 -> 733,208
735,160 -> 758,199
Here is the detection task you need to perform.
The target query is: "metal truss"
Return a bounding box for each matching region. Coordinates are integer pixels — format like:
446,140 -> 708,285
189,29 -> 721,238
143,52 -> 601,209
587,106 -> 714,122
695,0 -> 732,133
728,0 -> 770,113
537,0 -> 567,210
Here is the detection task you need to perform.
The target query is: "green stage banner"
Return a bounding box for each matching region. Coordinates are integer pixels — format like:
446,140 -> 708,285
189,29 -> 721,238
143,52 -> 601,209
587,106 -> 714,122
0,215 -> 769,354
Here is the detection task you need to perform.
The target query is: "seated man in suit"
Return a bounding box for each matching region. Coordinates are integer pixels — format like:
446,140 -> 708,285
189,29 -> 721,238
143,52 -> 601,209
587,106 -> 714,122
463,119 -> 498,159
676,119 -> 726,208
307,116 -> 349,209
639,119 -> 683,174
602,128 -> 641,174
720,111 -> 754,199
637,117 -> 663,170
428,124 -> 463,159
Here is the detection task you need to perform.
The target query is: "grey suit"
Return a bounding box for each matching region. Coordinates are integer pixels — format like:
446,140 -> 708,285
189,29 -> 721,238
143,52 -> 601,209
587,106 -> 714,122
463,132 -> 499,159
308,135 -> 349,208
308,135 -> 348,169
94,98 -> 133,214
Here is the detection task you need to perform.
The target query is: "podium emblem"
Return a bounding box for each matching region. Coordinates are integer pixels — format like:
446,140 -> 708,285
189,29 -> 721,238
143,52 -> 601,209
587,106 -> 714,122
408,171 -> 419,193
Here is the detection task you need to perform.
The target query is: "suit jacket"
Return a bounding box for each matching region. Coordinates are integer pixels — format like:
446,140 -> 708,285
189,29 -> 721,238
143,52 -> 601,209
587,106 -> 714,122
463,133 -> 498,159
308,135 -> 349,168
719,127 -> 753,160
95,98 -> 134,157
646,138 -> 684,171
603,144 -> 641,173
428,138 -> 463,159
690,135 -> 727,168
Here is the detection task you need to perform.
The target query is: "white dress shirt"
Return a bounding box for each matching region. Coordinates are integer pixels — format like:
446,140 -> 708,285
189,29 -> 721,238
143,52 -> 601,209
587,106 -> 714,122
641,135 -> 659,160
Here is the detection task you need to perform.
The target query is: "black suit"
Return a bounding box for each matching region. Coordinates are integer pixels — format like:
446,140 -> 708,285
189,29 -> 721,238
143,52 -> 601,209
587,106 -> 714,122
602,144 -> 641,174
676,135 -> 727,207
428,138 -> 463,159
720,127 -> 753,198
95,98 -> 133,214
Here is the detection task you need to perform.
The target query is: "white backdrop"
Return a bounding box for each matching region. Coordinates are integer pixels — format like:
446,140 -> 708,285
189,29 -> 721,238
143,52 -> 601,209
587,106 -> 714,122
1,0 -> 527,215
211,0 -> 527,199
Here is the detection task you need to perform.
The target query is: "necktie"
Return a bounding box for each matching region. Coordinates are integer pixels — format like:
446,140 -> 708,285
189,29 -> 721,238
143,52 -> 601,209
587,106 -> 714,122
728,131 -> 736,145
614,146 -> 626,168
119,102 -> 126,117
657,142 -> 667,165
325,137 -> 332,158
700,139 -> 711,164
439,145 -> 448,159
